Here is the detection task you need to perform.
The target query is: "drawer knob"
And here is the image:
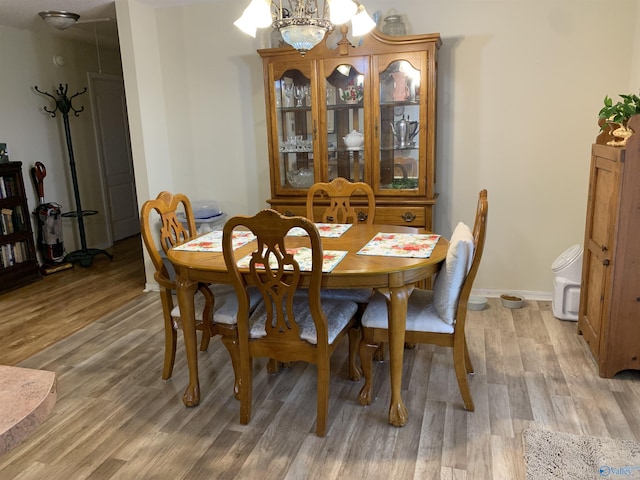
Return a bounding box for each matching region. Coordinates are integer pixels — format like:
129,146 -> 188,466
401,212 -> 416,222
284,210 -> 295,217
357,211 -> 368,222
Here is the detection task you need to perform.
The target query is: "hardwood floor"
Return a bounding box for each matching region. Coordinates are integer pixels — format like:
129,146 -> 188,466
1,289 -> 639,479
0,235 -> 146,365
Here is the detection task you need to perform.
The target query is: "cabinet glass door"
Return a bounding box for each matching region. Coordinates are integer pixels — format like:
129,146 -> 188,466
324,62 -> 366,183
378,58 -> 422,192
275,69 -> 314,190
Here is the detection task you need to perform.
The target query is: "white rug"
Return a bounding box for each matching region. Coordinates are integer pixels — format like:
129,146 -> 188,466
523,429 -> 640,479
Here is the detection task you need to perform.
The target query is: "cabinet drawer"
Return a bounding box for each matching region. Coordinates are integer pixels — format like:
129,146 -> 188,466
374,206 -> 426,227
272,204 -> 429,228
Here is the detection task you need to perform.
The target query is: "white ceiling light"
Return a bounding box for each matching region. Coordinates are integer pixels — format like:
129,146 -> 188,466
234,0 -> 375,56
350,4 -> 376,37
327,0 -> 357,25
38,11 -> 80,30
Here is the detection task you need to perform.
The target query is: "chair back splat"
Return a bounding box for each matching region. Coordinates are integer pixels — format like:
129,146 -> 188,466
141,191 -> 196,284
306,177 -> 375,225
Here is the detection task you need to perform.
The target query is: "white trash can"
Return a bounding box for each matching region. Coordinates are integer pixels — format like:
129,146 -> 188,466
551,244 -> 583,321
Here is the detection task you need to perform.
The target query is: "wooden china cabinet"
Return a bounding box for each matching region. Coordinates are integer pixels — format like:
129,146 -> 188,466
577,114 -> 640,378
258,27 -> 441,229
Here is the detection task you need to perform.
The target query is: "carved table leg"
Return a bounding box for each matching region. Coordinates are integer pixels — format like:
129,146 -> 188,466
386,283 -> 410,427
176,275 -> 200,407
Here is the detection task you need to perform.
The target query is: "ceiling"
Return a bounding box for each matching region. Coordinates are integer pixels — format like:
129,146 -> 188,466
0,0 -> 213,48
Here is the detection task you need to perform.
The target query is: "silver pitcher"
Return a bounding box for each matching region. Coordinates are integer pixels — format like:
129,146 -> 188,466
390,115 -> 419,148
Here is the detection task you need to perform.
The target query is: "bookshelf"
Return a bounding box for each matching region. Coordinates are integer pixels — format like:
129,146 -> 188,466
0,161 -> 40,292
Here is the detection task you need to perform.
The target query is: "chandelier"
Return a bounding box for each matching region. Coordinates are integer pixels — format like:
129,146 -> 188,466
234,0 -> 376,55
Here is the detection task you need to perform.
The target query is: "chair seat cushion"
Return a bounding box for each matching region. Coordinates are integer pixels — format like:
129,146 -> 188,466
249,297 -> 358,344
171,284 -> 262,325
211,285 -> 263,325
171,290 -> 208,321
320,288 -> 373,303
362,290 -> 454,334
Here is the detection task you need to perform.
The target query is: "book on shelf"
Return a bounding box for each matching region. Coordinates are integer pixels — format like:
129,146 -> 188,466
1,244 -> 13,267
1,208 -> 13,235
0,177 -> 5,199
2,244 -> 10,267
12,206 -> 25,231
0,242 -> 30,267
4,177 -> 15,197
13,241 -> 22,263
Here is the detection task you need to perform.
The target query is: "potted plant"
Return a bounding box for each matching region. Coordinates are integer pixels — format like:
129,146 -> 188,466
598,92 -> 640,146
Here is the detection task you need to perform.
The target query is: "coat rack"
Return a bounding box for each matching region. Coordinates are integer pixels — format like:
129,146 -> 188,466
34,83 -> 113,267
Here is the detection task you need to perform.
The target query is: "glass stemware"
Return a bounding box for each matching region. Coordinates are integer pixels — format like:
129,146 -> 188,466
282,82 -> 294,107
303,85 -> 310,106
294,85 -> 305,107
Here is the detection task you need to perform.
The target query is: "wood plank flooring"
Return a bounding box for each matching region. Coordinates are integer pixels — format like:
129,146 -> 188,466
0,235 -> 146,365
1,290 -> 639,479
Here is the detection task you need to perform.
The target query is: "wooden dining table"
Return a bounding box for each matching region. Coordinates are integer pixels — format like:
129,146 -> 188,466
167,222 -> 448,427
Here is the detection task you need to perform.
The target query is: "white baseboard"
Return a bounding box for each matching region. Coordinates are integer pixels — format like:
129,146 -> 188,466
471,288 -> 553,301
144,282 -> 159,292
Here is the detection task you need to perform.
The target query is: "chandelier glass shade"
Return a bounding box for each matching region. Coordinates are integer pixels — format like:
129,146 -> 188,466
350,4 -> 376,37
234,0 -> 375,55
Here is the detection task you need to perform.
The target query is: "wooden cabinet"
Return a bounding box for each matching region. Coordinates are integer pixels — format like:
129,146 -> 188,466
0,161 -> 40,293
577,114 -> 640,378
258,28 -> 441,229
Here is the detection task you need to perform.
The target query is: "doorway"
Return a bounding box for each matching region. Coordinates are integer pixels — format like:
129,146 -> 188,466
88,72 -> 139,243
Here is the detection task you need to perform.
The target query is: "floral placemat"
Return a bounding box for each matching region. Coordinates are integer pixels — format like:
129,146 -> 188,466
287,223 -> 353,238
357,232 -> 441,258
237,247 -> 347,273
172,230 -> 256,252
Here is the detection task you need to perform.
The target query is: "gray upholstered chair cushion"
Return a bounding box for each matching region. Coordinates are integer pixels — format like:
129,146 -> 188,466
248,297 -> 358,344
361,289 -> 455,334
171,289 -> 209,322
171,284 -> 262,325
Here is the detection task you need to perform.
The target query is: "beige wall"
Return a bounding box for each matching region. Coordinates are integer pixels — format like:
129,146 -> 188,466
118,0 -> 639,297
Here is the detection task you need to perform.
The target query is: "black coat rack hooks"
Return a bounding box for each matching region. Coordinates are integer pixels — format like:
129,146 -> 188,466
35,83 -> 113,267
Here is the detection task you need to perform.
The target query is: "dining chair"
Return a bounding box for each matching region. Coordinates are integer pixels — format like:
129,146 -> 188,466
222,209 -> 359,436
140,191 -> 247,395
358,189 -> 488,411
305,177 -> 377,375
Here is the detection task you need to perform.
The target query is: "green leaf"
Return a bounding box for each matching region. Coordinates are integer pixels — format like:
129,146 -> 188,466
598,91 -> 640,125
